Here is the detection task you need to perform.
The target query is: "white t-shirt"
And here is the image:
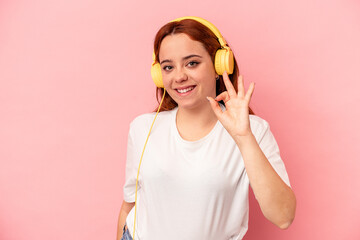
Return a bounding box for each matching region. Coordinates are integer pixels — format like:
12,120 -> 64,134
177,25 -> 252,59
123,106 -> 291,240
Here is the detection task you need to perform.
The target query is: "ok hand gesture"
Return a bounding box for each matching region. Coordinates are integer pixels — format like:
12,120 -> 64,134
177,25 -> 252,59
207,72 -> 255,139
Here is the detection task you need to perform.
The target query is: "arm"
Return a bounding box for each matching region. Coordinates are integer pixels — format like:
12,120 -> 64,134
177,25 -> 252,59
235,133 -> 296,229
207,72 -> 296,229
116,200 -> 135,240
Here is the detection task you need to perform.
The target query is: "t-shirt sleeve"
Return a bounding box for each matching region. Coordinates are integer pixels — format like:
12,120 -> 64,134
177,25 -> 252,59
123,123 -> 141,203
257,120 -> 291,188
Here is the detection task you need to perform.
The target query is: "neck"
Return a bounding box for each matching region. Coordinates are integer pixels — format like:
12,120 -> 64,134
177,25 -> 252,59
176,103 -> 218,130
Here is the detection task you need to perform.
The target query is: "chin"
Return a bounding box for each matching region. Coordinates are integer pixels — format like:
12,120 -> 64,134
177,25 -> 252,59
176,101 -> 195,109
176,99 -> 207,110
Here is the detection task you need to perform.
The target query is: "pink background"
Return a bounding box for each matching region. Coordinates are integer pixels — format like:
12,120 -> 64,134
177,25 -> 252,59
1,0 -> 359,239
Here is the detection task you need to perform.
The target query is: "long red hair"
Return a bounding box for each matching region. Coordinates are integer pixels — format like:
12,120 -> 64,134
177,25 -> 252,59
152,19 -> 254,115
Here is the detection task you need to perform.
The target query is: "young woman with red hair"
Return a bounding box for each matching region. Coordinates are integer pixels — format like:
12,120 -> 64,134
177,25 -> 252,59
117,17 -> 296,240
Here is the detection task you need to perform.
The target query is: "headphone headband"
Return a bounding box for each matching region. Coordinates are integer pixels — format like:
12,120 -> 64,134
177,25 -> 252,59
170,16 -> 228,47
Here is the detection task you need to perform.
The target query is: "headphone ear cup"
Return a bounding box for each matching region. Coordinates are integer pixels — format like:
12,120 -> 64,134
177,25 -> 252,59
214,48 -> 234,75
151,62 -> 164,88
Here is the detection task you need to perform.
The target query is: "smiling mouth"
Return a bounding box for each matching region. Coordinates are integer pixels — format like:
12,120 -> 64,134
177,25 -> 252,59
176,86 -> 195,93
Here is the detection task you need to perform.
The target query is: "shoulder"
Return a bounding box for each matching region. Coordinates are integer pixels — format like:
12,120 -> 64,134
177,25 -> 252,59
249,114 -> 269,129
130,112 -> 156,128
130,109 -> 174,127
129,108 -> 176,135
249,114 -> 271,140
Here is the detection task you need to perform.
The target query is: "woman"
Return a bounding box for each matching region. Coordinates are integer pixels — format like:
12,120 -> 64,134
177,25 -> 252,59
117,16 -> 296,240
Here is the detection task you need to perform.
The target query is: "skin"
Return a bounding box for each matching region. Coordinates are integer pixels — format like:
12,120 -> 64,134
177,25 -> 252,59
116,200 -> 134,240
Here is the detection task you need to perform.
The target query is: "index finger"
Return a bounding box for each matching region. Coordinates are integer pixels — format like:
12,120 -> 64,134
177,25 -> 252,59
222,71 -> 237,98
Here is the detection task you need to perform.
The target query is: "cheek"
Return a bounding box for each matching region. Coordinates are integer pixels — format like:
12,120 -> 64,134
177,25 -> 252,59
162,75 -> 171,89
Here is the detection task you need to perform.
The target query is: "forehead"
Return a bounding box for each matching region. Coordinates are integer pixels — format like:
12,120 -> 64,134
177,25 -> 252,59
159,33 -> 208,61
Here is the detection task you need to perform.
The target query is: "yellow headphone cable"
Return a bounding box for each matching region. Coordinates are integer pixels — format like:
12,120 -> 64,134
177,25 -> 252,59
132,89 -> 166,238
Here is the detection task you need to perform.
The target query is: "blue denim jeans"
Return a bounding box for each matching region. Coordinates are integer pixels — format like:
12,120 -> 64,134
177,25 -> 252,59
121,222 -> 133,240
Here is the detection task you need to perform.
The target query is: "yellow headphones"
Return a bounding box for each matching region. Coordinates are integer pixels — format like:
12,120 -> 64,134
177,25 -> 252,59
132,16 -> 234,238
150,16 -> 235,88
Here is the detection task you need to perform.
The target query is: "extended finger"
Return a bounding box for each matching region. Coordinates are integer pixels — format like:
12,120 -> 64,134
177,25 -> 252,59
215,91 -> 230,103
245,82 -> 255,102
238,75 -> 245,97
222,71 -> 237,98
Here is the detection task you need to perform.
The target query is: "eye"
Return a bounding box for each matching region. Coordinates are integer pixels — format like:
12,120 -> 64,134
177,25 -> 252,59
163,65 -> 173,71
187,61 -> 199,67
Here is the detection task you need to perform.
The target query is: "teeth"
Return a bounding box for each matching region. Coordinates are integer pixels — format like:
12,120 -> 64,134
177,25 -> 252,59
177,86 -> 194,93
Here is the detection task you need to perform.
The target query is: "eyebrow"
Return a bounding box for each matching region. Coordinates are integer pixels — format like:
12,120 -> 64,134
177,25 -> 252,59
160,54 -> 202,65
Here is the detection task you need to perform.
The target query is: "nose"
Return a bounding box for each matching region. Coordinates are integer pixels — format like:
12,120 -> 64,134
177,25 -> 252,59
174,68 -> 188,83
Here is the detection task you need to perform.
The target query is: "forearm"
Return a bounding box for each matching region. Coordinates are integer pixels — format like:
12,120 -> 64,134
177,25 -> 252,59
234,133 -> 296,229
116,201 -> 135,240
116,210 -> 127,240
